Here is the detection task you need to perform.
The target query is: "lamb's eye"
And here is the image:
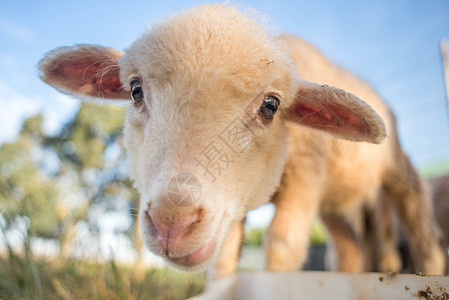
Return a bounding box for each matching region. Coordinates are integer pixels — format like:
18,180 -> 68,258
130,80 -> 143,104
259,95 -> 279,120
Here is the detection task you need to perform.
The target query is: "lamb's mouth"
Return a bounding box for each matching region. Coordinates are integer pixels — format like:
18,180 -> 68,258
168,213 -> 226,267
168,235 -> 218,266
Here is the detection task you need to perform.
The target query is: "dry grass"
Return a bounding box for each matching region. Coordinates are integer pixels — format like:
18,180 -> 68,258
0,243 -> 205,300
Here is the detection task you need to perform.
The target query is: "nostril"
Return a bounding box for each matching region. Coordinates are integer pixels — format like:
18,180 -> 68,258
144,207 -> 205,254
145,210 -> 170,254
182,210 -> 204,237
144,210 -> 156,235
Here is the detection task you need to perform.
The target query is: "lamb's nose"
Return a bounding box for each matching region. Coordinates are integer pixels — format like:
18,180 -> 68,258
145,208 -> 203,254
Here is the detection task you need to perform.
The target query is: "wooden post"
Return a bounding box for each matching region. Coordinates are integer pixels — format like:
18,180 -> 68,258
441,39 -> 449,128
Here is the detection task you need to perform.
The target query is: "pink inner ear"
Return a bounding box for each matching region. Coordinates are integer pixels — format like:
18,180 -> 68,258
57,62 -> 124,98
288,101 -> 370,137
326,103 -> 367,129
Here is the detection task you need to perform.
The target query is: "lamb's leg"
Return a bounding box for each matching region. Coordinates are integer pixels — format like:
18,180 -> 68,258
265,199 -> 320,271
209,221 -> 243,279
375,189 -> 402,273
383,154 -> 445,275
321,211 -> 365,272
264,168 -> 323,271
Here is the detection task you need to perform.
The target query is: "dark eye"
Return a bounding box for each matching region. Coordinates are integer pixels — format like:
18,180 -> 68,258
259,95 -> 279,120
130,80 -> 143,104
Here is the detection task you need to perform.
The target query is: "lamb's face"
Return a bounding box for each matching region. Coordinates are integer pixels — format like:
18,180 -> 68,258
119,6 -> 297,270
38,4 -> 386,272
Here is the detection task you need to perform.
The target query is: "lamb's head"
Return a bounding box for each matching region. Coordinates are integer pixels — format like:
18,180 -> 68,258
38,4 -> 386,271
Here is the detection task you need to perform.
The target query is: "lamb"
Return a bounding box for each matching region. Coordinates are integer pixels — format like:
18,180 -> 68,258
37,4 -> 446,277
370,175 -> 449,273
430,174 -> 449,249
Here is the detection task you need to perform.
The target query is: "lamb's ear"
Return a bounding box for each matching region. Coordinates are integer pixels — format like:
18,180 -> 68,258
285,79 -> 386,144
38,45 -> 130,100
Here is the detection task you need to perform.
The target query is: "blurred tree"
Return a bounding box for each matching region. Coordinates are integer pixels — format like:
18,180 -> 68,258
0,102 -> 140,258
0,114 -> 60,238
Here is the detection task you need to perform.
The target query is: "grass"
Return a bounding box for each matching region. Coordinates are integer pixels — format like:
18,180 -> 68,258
0,217 -> 328,299
419,158 -> 449,178
0,246 -> 205,300
244,221 -> 328,248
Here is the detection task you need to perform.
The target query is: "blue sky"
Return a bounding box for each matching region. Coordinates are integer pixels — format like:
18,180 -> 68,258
1,0 -> 449,168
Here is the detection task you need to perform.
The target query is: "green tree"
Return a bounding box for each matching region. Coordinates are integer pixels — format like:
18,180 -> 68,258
0,114 -> 60,238
0,102 -> 140,257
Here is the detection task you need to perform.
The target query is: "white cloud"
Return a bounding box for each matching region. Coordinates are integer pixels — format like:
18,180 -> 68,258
246,203 -> 275,228
0,80 -> 41,143
42,92 -> 80,136
0,80 -> 79,144
0,18 -> 35,42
